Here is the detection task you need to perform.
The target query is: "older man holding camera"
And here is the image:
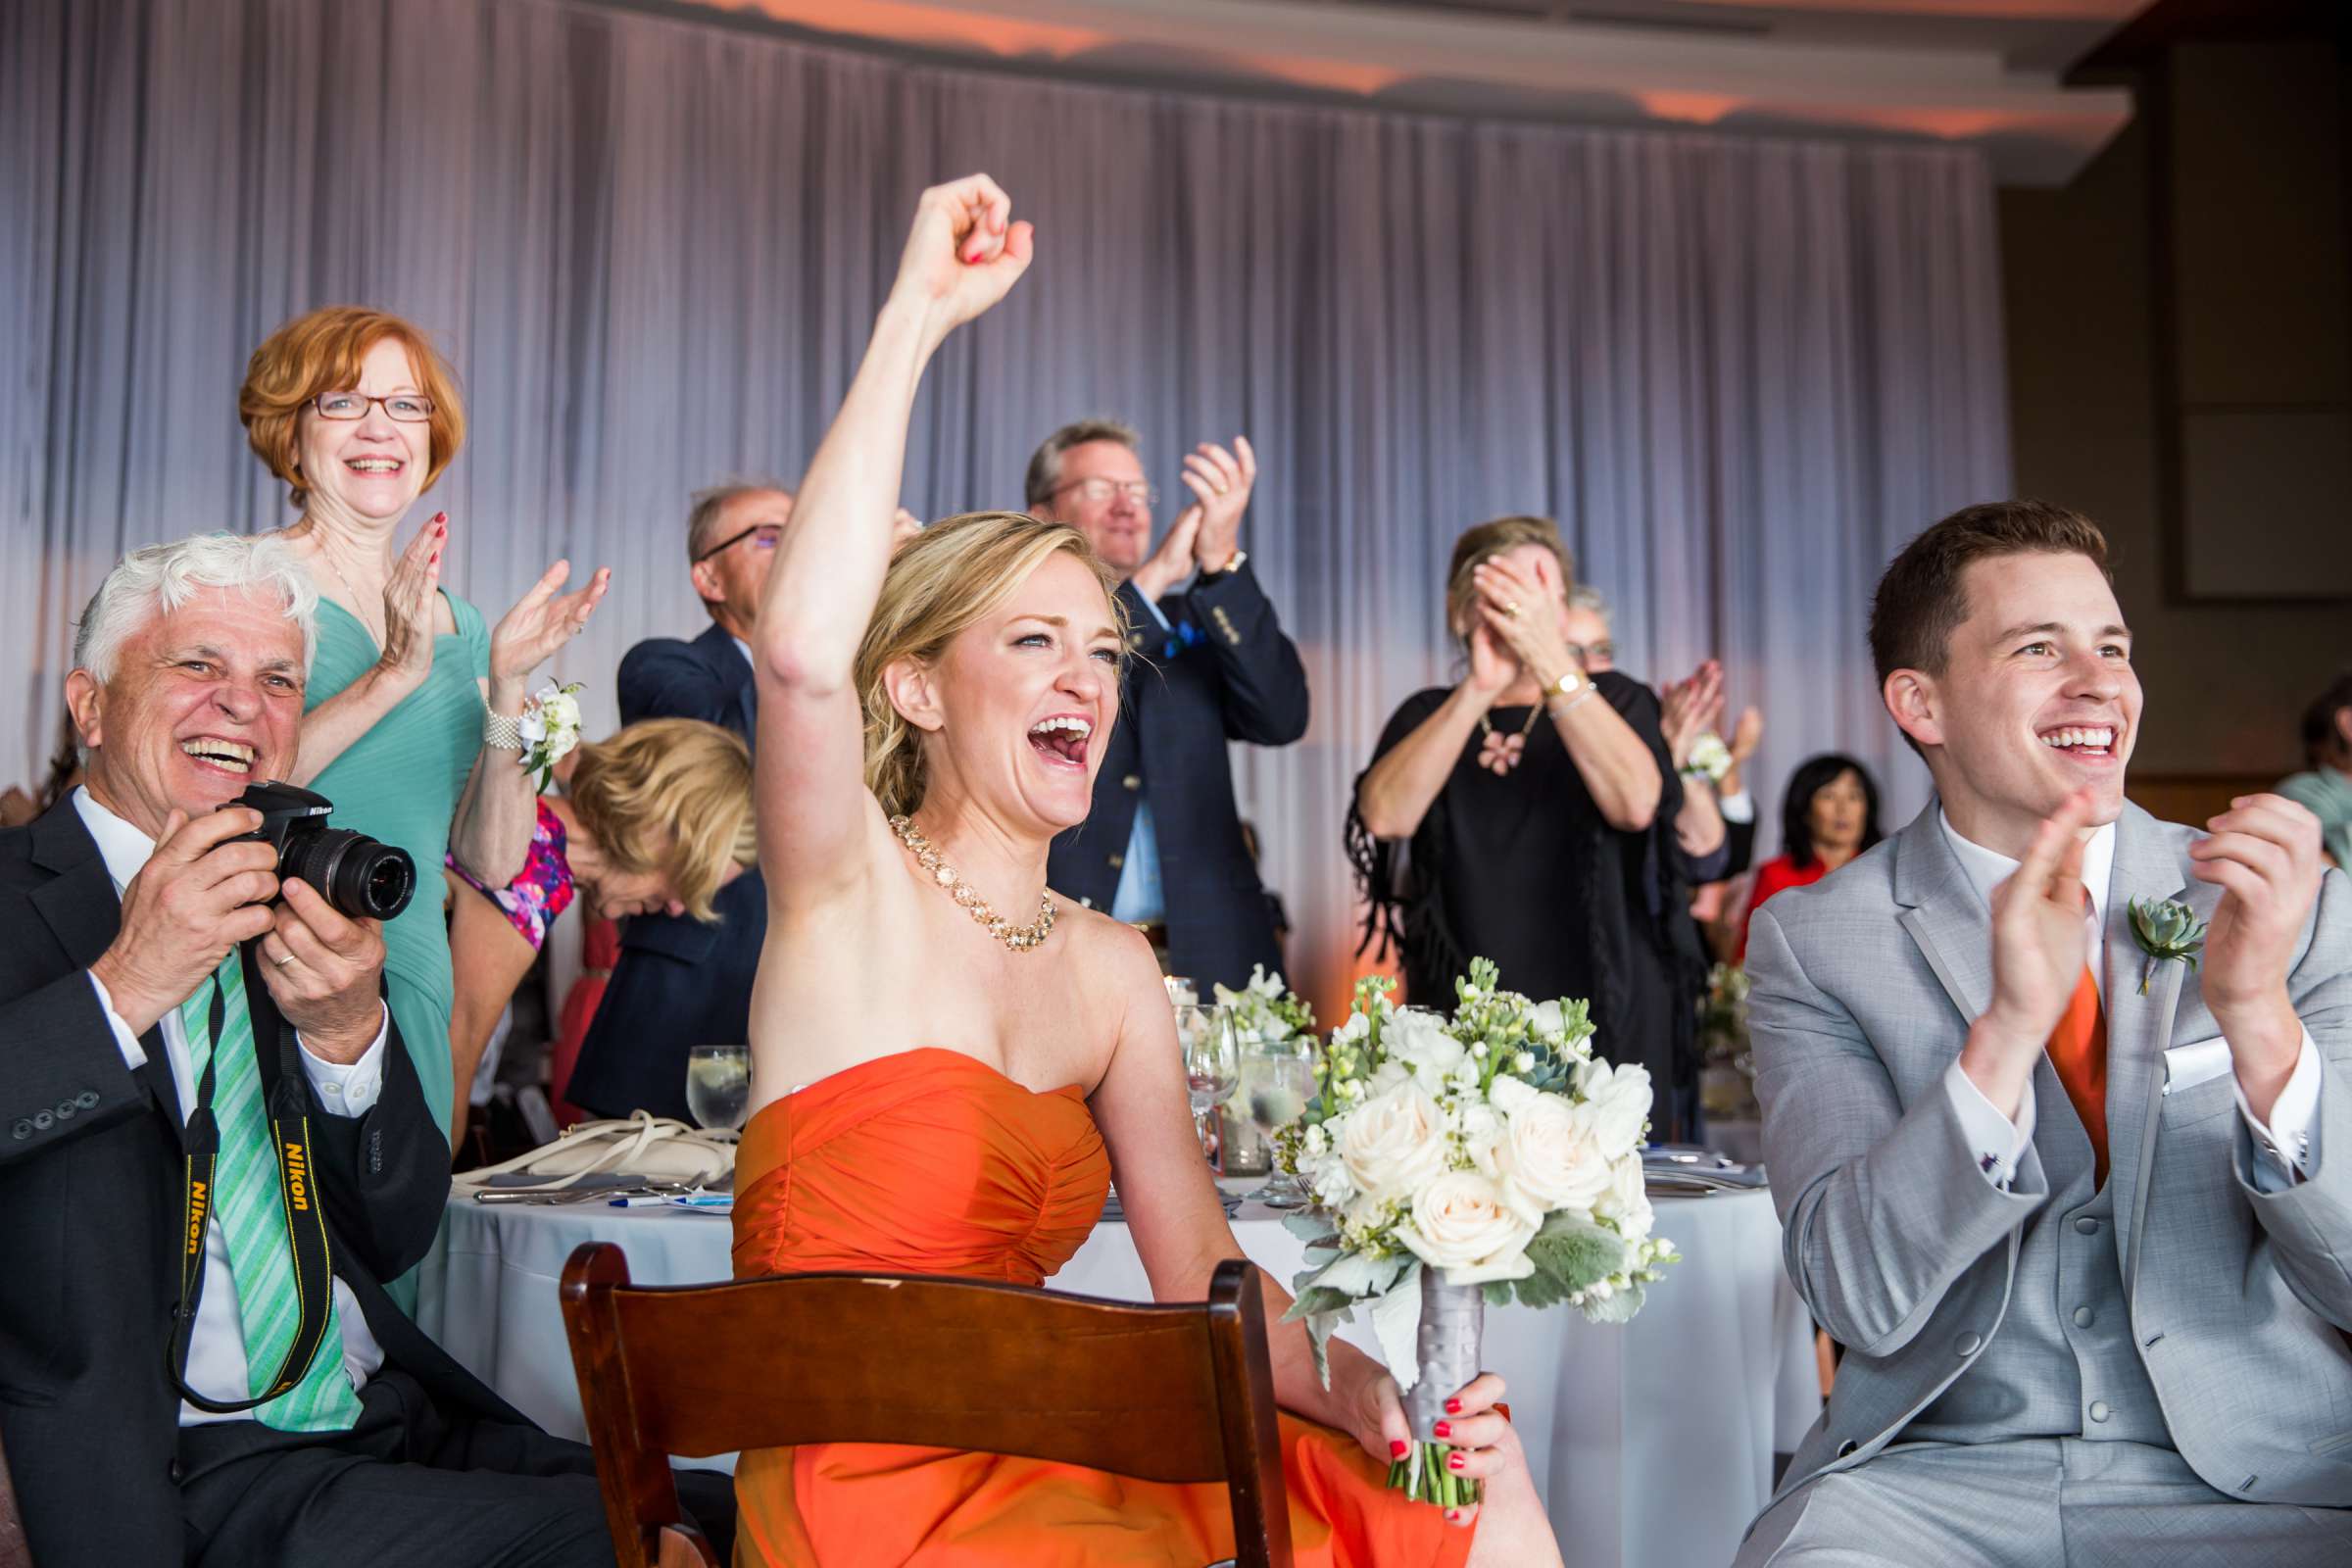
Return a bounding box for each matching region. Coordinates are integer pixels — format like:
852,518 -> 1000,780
0,533 -> 726,1567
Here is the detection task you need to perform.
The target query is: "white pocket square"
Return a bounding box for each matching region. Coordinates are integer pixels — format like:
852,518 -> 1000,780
2162,1037 -> 2233,1096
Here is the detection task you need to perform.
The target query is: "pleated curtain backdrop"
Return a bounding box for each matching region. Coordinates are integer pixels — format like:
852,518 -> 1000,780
2,0 -> 2009,1012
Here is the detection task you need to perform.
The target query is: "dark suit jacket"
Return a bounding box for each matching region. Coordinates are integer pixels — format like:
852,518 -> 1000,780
568,622 -> 766,1121
0,800 -> 525,1568
1048,564 -> 1309,990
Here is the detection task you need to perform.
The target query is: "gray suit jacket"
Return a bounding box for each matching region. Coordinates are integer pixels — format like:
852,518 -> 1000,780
1750,800 -> 2352,1507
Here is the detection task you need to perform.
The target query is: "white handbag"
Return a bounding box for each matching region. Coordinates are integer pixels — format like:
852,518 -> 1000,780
452,1109 -> 736,1192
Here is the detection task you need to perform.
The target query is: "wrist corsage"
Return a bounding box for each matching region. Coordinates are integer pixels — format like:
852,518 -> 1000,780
518,680 -> 585,791
1681,731 -> 1733,784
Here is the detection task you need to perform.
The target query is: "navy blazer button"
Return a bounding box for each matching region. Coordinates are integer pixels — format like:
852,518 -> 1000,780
1955,1332 -> 1983,1355
1122,775 -> 1141,791
54,1102 -> 74,1120
31,1110 -> 52,1131
1107,854 -> 1123,869
76,1090 -> 99,1108
9,1120 -> 28,1140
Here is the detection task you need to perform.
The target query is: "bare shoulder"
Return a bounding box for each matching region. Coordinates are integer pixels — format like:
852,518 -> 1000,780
1054,898 -> 1165,1007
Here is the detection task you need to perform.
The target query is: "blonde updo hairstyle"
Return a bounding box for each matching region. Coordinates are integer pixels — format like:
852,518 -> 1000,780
858,512 -> 1127,819
1445,514 -> 1576,646
565,718 -> 758,921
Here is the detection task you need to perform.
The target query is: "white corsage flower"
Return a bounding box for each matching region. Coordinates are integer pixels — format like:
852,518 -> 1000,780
518,680 -> 585,792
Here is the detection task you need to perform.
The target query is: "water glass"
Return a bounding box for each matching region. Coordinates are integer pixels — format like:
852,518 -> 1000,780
1174,1004 -> 1239,1163
684,1045 -> 752,1133
1239,1035 -> 1318,1207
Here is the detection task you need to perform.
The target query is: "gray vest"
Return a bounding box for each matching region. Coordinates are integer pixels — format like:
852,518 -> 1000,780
1907,1078 -> 2168,1446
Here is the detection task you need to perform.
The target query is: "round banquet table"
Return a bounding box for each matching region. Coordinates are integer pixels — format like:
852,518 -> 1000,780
415,1185 -> 1820,1568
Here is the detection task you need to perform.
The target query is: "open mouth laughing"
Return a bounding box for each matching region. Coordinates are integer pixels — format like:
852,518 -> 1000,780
1027,713 -> 1094,770
179,736 -> 257,776
2036,722 -> 2118,760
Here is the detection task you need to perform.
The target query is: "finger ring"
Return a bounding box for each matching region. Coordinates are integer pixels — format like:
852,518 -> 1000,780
1505,602 -> 1522,618
272,951 -> 295,967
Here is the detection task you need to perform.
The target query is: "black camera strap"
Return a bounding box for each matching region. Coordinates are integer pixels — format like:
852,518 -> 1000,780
167,948 -> 340,1414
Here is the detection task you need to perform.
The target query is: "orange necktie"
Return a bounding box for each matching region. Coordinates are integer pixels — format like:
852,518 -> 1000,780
2048,963 -> 2109,1187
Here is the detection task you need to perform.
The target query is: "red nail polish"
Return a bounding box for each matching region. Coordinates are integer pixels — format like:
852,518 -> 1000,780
1432,1421 -> 1450,1439
1445,1397 -> 1462,1415
1447,1451 -> 1466,1472
1445,1509 -> 1459,1523
1389,1440 -> 1408,1459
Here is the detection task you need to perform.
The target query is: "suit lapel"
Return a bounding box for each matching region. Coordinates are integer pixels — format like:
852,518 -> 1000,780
26,799 -> 185,1137
2103,804 -> 2201,1293
1893,807 -> 1993,1025
695,623 -> 758,745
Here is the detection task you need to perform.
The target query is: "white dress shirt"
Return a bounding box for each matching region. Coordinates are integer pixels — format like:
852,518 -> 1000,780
74,788 -> 389,1424
1936,809 -> 2318,1193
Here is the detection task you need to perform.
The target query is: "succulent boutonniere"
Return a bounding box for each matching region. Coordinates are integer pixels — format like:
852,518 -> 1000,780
2127,897 -> 2208,997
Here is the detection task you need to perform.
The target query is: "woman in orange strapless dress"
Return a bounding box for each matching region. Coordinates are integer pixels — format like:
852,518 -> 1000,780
733,178 -> 1564,1568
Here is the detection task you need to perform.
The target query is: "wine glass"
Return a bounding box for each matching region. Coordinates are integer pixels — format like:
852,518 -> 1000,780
684,1045 -> 752,1133
1239,1033 -> 1318,1207
1174,1004 -> 1239,1163
1162,974 -> 1200,1008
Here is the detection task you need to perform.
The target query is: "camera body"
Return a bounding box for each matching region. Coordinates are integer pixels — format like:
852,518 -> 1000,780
227,781 -> 416,922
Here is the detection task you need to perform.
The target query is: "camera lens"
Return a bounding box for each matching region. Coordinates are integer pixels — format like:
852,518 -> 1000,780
282,828 -> 416,921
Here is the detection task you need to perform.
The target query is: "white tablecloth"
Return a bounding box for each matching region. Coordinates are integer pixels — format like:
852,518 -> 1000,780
416,1187 -> 1818,1568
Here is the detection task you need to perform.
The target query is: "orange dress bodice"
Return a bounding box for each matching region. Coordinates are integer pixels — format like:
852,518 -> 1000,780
728,1048 -> 1473,1567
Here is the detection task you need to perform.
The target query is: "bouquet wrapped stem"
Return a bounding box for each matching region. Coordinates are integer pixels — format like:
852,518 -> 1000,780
1392,1269 -> 1485,1507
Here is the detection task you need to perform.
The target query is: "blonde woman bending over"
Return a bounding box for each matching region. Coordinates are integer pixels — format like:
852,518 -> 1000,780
724,175 -> 1564,1567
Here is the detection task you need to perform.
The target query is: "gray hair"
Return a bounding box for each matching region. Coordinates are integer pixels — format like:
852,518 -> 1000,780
74,532 -> 319,686
1024,418 -> 1140,508
1566,583 -> 1612,620
685,479 -> 793,564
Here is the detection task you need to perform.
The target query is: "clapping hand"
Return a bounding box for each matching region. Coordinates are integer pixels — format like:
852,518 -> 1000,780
1178,438 -> 1256,572
490,558 -> 611,695
1725,704 -> 1763,795
889,173 -> 1035,346
1465,619 -> 1517,702
1130,505 -> 1203,604
1964,788 -> 2099,1114
1659,661 -> 1726,771
375,512 -> 446,690
2192,793 -> 2324,1087
1471,556 -> 1575,692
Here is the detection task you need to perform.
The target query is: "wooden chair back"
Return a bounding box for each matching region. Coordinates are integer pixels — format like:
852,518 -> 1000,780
560,1244 -> 1294,1568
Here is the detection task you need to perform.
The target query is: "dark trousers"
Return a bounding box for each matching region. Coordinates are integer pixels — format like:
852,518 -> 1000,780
176,1369 -> 734,1567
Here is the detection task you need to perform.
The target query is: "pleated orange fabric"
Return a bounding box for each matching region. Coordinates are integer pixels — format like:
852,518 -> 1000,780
729,1049 -> 1476,1568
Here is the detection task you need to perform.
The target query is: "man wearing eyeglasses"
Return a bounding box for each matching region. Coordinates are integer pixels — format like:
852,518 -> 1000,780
565,481 -> 790,1123
1025,419 -> 1309,992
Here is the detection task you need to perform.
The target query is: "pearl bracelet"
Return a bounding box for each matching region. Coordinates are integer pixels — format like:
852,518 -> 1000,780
482,701 -> 524,751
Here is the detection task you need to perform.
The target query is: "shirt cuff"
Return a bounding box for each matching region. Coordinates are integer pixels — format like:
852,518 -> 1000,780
1719,790 -> 1756,824
297,1003 -> 389,1118
85,971 -> 149,1072
1945,1059 -> 2037,1192
2233,1027 -> 2320,1189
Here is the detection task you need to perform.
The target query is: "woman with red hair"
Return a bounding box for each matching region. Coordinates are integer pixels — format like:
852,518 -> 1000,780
239,306 -> 608,1138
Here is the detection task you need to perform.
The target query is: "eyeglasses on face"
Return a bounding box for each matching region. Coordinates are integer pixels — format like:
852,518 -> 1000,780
1050,477 -> 1156,509
693,523 -> 783,564
312,391 -> 435,422
1566,641 -> 1616,668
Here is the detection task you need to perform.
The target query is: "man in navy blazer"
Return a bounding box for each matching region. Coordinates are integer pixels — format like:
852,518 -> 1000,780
1027,420 -> 1309,991
565,482 -> 783,1122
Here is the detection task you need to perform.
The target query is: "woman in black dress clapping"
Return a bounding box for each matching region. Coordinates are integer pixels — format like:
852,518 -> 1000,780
1350,515 -> 1684,1127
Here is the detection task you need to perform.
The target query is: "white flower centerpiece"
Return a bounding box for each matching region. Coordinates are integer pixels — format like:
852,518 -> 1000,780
1212,963 -> 1318,1047
518,680 -> 585,792
1273,960 -> 1680,1509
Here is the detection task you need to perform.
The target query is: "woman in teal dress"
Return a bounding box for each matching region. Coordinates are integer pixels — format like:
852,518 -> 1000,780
238,306 -> 608,1140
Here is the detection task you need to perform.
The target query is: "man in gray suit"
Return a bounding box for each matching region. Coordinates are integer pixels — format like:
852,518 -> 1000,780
1738,500 -> 2352,1563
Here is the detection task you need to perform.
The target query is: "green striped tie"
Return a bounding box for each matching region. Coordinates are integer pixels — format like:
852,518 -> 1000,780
178,956 -> 364,1432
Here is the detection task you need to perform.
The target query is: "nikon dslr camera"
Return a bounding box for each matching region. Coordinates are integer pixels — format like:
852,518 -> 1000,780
226,781 -> 416,921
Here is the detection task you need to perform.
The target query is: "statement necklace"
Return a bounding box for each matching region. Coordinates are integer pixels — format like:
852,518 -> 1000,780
1475,704 -> 1543,774
890,814 -> 1057,953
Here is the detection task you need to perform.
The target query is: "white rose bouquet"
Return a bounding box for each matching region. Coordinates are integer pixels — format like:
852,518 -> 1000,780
517,680 -> 585,792
1274,959 -> 1679,1508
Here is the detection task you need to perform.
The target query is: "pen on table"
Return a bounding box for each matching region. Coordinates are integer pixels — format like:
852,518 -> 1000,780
609,1196 -> 671,1207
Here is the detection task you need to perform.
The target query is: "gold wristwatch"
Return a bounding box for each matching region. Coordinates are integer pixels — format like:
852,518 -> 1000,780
1544,665 -> 1590,703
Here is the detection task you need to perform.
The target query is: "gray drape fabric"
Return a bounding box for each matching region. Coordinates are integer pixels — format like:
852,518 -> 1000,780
3,0 -> 2008,1005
